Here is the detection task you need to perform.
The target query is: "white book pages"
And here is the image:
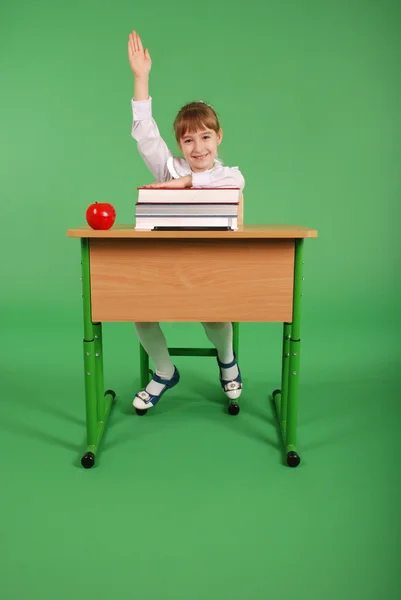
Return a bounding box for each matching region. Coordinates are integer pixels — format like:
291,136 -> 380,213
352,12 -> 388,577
137,188 -> 241,204
134,216 -> 238,230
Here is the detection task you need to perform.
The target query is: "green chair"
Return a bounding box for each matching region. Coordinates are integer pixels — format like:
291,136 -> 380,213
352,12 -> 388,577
138,194 -> 244,416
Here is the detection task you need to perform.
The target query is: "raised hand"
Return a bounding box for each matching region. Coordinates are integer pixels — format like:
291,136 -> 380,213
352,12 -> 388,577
128,30 -> 152,78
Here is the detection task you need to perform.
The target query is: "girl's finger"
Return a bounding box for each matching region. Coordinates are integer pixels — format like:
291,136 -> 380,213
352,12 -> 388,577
133,31 -> 139,52
135,31 -> 142,54
129,34 -> 135,55
136,33 -> 144,53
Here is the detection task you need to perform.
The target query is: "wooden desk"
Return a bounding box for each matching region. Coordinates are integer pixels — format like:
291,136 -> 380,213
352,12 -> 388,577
67,224 -> 318,468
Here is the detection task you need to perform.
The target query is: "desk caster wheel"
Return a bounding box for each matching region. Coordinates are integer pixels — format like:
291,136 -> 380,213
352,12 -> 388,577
81,452 -> 95,469
136,408 -> 148,416
228,402 -> 240,415
287,451 -> 300,467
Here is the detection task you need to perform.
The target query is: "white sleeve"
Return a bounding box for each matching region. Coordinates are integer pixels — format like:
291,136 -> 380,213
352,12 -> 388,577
131,96 -> 173,182
191,165 -> 245,191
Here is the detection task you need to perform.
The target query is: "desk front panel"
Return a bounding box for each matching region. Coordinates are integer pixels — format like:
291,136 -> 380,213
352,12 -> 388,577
89,238 -> 295,322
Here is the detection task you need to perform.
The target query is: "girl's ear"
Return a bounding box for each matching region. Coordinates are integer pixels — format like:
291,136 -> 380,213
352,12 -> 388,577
217,129 -> 223,145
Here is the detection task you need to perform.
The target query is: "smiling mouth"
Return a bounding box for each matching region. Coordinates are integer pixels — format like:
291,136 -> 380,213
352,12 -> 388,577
192,153 -> 209,160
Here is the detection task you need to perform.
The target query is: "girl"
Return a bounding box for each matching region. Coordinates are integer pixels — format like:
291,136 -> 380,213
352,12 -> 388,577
128,30 -> 245,411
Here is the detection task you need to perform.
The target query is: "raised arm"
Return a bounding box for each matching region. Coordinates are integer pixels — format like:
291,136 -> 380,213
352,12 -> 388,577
128,30 -> 151,100
128,30 -> 172,182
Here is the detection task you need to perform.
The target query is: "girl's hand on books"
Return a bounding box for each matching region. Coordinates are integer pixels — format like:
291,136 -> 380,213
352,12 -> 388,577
142,176 -> 192,189
128,30 -> 152,78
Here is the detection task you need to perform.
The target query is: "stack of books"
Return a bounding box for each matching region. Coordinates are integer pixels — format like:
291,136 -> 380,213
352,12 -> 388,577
134,187 -> 241,230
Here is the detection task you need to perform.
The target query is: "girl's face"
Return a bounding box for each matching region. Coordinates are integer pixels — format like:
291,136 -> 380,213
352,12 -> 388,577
179,128 -> 223,172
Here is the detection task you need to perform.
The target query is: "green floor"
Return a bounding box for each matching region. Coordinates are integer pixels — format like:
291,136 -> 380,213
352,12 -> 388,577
1,318 -> 400,600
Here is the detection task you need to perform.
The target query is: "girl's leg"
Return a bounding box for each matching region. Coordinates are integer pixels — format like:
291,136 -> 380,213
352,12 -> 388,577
133,322 -> 176,396
201,322 -> 239,381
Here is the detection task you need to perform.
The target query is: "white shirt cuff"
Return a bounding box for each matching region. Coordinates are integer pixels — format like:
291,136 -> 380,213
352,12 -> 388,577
132,95 -> 152,121
191,170 -> 212,187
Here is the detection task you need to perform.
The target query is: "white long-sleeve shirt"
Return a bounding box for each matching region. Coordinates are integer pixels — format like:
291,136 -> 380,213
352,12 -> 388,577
131,96 -> 245,191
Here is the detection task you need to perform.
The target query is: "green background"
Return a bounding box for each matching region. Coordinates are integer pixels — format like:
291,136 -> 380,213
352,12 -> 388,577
1,1 -> 400,599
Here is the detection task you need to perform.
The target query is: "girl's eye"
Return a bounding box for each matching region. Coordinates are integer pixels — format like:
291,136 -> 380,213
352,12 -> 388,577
184,135 -> 209,143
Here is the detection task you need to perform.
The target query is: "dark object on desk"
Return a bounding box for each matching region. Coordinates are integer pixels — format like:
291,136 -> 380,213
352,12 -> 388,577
152,226 -> 233,231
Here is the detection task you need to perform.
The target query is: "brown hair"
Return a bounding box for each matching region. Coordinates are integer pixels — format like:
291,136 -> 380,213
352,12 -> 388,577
173,101 -> 221,145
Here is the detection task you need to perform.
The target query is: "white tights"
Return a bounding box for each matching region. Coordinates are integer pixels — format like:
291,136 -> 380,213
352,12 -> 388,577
133,322 -> 235,379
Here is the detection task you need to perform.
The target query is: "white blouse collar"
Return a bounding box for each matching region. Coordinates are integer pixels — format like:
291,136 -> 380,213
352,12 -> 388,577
167,156 -> 222,179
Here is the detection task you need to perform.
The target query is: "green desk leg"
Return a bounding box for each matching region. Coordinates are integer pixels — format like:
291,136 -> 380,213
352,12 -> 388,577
272,238 -> 304,467
80,238 -> 116,469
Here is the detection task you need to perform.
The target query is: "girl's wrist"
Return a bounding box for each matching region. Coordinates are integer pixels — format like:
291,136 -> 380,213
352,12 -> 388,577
133,76 -> 149,101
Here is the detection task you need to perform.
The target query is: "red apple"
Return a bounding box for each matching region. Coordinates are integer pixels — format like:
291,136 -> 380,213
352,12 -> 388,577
86,201 -> 116,230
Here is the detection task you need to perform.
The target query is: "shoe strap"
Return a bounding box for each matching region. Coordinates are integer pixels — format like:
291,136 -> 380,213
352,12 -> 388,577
217,352 -> 237,369
152,369 -> 175,385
